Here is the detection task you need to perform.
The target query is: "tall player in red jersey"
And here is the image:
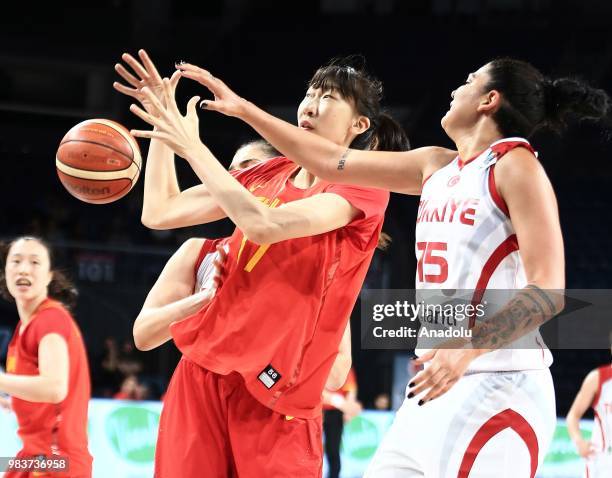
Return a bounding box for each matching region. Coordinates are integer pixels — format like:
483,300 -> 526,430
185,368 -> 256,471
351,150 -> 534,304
114,50 -> 410,476
130,140 -> 277,354
132,137 -> 351,392
182,57 -> 610,476
130,138 -> 358,392
0,237 -> 92,478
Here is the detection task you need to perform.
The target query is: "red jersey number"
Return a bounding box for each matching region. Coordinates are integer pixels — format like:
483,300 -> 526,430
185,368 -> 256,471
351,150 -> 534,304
417,242 -> 448,283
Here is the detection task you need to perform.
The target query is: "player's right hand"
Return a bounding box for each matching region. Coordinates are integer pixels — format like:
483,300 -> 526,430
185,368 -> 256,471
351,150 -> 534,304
113,49 -> 180,110
575,438 -> 596,458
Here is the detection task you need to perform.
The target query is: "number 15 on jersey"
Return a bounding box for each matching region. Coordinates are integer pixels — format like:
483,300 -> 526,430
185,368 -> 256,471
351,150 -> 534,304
417,241 -> 448,283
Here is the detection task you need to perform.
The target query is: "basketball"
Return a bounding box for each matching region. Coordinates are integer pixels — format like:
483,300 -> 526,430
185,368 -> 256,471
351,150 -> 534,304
56,119 -> 142,204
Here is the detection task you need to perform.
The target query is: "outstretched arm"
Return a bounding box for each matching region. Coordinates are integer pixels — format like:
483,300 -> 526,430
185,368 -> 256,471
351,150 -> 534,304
129,81 -> 362,244
175,61 -> 455,195
114,50 -> 226,229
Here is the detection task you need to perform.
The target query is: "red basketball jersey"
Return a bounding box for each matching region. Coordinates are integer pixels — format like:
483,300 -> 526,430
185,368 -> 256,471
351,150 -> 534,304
6,299 -> 92,475
171,157 -> 388,418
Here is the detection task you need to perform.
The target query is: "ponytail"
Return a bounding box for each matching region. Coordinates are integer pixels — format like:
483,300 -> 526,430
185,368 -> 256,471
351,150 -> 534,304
486,58 -> 611,138
369,112 -> 411,152
542,78 -> 610,133
48,269 -> 78,310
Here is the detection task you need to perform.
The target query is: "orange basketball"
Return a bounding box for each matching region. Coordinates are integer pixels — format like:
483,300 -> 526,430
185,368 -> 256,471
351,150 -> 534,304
56,119 -> 142,204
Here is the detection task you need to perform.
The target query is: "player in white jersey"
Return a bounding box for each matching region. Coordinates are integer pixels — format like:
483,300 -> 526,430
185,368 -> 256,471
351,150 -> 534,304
181,56 -> 611,476
567,341 -> 612,477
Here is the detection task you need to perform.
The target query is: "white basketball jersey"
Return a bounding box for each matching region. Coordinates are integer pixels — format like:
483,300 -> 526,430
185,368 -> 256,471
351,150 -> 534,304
415,137 -> 552,372
195,248 -> 218,293
194,241 -> 228,293
592,365 -> 612,455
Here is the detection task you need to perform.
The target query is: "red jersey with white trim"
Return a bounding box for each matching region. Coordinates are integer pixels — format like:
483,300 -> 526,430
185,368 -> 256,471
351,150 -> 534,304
415,137 -> 552,371
5,298 -> 92,475
171,157 -> 388,419
592,364 -> 612,454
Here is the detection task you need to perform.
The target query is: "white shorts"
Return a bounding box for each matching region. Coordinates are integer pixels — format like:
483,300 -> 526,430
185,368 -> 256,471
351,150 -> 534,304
585,452 -> 612,477
364,369 -> 556,477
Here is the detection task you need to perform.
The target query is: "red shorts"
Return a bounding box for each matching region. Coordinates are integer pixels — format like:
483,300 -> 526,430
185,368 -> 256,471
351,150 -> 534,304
155,357 -> 322,478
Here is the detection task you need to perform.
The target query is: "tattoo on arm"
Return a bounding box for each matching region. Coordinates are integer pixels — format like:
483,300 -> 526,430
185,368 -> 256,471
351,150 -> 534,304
526,284 -> 557,316
337,149 -> 351,170
471,287 -> 560,349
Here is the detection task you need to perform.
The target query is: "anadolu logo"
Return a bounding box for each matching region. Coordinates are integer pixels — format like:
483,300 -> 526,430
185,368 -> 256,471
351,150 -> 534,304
105,407 -> 160,463
543,423 -> 591,464
341,416 -> 379,460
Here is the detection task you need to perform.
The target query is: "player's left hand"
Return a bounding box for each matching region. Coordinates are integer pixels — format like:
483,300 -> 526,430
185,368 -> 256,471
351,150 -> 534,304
408,348 -> 485,405
129,78 -> 204,160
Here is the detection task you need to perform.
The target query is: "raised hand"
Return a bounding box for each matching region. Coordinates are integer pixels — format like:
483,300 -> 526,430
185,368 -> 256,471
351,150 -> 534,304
113,49 -> 179,110
175,62 -> 248,118
129,77 -> 203,160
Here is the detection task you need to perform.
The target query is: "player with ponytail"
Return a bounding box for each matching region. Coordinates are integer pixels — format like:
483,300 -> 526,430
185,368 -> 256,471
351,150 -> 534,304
0,236 -> 92,478
178,56 -> 610,476
114,50 -> 410,477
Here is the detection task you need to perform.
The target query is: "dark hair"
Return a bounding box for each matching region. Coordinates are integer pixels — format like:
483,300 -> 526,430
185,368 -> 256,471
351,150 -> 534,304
485,58 -> 611,138
308,56 -> 411,152
240,139 -> 281,158
0,236 -> 78,309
